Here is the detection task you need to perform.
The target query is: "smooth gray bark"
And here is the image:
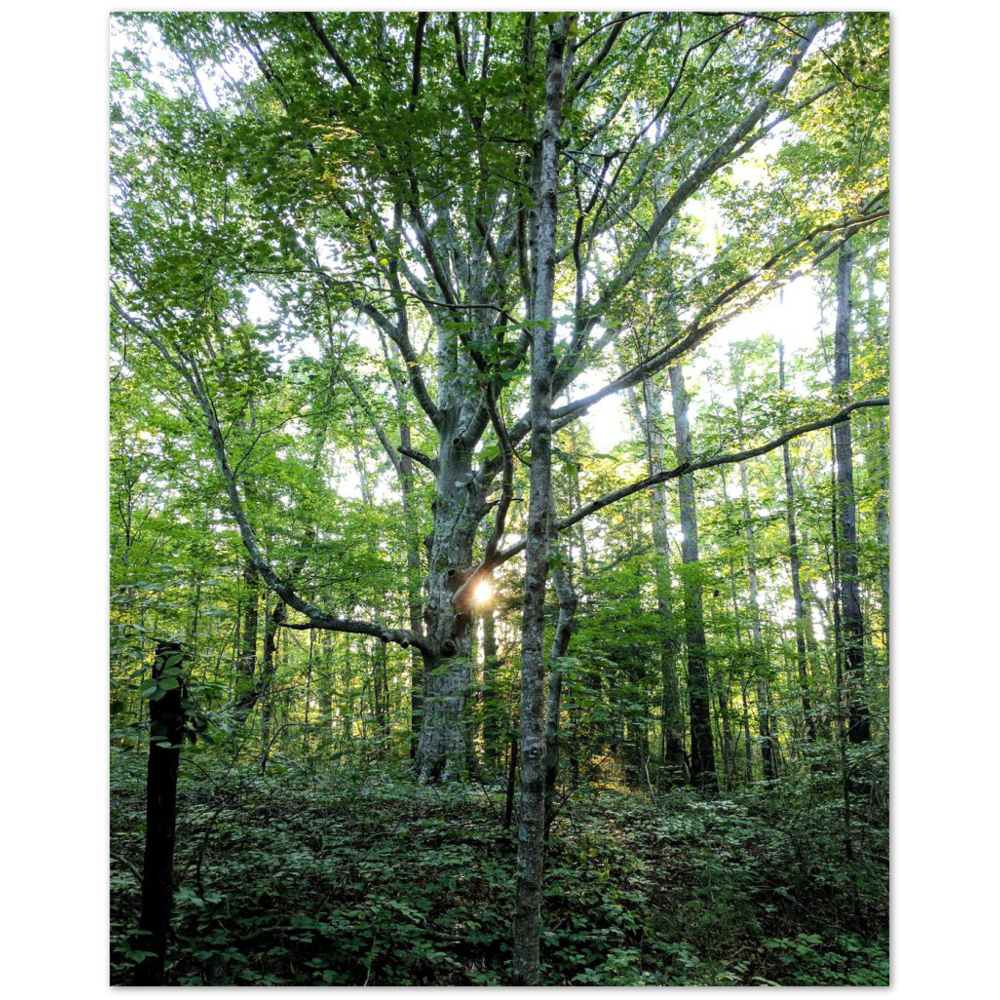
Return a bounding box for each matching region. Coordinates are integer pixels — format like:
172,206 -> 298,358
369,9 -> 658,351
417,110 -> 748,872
832,243 -> 871,744
863,271 -> 890,654
720,468 -> 751,785
634,376 -> 686,784
668,363 -> 716,790
413,419 -> 481,781
543,493 -> 578,831
732,354 -> 778,781
779,342 -> 816,742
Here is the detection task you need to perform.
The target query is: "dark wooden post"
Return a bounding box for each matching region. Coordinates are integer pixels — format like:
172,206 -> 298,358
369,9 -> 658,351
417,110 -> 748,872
133,641 -> 186,986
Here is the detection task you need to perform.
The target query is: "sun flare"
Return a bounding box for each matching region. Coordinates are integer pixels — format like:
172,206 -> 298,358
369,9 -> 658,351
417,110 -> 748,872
473,579 -> 493,607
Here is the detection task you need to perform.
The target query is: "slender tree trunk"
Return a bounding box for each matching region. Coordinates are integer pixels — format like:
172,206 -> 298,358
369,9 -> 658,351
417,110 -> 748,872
503,737 -> 518,830
871,409 -> 890,654
481,602 -> 501,772
236,561 -> 258,709
779,344 -> 817,742
133,642 -> 186,986
721,469 -> 753,784
303,628 -> 314,750
318,632 -> 334,749
340,638 -> 354,747
544,495 -> 578,832
731,353 -> 778,782
740,679 -> 753,784
567,423 -> 590,579
637,376 -> 686,785
832,243 -> 871,743
800,564 -> 826,736
863,273 -> 890,654
716,672 -> 735,792
668,363 -> 716,791
259,600 -> 284,774
832,561 -> 860,922
746,548 -> 776,780
513,18 -> 572,985
375,640 -> 390,756
397,407 -> 425,761
828,443 -> 846,742
187,576 -> 202,657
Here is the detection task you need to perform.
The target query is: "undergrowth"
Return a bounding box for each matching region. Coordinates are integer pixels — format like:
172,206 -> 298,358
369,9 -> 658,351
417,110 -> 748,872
110,750 -> 888,986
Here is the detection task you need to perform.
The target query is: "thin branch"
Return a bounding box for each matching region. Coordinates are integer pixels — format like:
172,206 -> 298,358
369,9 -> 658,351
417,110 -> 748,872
568,11 -> 629,98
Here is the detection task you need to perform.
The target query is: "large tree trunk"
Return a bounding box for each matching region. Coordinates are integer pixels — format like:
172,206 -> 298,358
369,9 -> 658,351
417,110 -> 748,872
668,363 -> 716,791
635,376 -> 686,785
400,444 -> 425,761
779,342 -> 817,742
513,17 -> 572,986
413,428 -> 480,782
133,642 -> 186,986
832,243 -> 871,744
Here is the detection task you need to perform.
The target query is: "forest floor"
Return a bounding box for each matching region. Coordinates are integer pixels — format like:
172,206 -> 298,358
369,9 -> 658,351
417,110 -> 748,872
110,749 -> 888,986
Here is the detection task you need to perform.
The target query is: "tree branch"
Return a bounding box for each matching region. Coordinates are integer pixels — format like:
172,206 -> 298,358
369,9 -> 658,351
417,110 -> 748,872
491,396 -> 889,567
117,295 -> 430,655
399,445 -> 438,474
302,13 -> 360,88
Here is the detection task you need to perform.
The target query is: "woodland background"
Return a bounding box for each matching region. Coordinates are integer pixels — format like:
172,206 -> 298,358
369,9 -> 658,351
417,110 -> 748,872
108,10 -> 892,986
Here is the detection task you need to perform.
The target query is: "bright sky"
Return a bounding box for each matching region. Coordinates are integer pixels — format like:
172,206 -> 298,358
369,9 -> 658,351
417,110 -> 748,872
579,275 -> 826,454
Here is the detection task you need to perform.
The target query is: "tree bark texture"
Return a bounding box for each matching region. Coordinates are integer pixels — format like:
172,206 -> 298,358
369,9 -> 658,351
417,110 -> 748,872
513,17 -> 573,986
832,243 -> 871,743
668,363 -> 716,791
